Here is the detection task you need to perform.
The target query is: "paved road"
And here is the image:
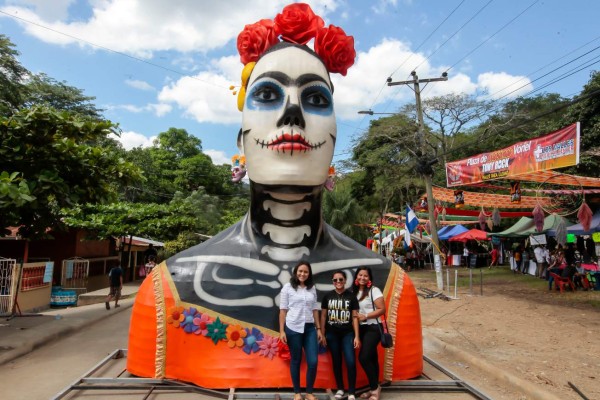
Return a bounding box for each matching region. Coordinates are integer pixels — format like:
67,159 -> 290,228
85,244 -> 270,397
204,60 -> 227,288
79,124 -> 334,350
0,308 -> 131,400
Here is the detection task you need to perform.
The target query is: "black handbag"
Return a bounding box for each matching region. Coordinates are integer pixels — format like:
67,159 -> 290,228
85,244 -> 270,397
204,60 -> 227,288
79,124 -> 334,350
370,289 -> 394,348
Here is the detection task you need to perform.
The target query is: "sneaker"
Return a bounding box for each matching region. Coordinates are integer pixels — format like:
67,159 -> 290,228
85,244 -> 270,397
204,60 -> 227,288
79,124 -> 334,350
105,302 -> 110,310
348,396 -> 355,400
335,390 -> 345,399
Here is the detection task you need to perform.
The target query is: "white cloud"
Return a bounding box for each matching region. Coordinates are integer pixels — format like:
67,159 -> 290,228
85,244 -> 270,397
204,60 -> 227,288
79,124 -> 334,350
0,0 -> 338,57
334,39 -> 528,120
204,150 -> 230,166
477,72 -> 532,100
157,56 -> 240,125
4,0 -> 75,21
107,103 -> 172,117
125,79 -> 154,91
110,131 -> 156,150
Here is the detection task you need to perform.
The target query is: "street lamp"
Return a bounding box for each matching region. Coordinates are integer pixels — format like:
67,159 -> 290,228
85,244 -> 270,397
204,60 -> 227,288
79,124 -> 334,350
357,110 -> 396,115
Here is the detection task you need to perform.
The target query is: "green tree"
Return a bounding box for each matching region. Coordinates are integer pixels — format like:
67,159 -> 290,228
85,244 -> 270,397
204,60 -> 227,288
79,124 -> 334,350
561,70 -> 600,175
23,73 -> 102,119
0,34 -> 27,116
0,106 -> 141,237
124,128 -> 242,202
323,184 -> 372,244
350,114 -> 423,213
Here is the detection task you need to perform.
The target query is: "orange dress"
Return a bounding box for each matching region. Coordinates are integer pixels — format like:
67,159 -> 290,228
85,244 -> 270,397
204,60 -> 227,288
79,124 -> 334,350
127,262 -> 422,388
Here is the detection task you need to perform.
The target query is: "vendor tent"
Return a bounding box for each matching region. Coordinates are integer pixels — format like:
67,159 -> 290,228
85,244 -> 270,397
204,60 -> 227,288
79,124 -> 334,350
438,225 -> 469,240
492,215 -> 571,238
488,217 -> 534,238
565,212 -> 600,235
449,229 -> 490,242
521,214 -> 570,237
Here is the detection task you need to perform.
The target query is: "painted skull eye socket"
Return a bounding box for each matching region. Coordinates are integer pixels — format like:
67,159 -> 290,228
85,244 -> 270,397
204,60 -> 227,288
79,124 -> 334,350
301,86 -> 333,114
248,81 -> 284,109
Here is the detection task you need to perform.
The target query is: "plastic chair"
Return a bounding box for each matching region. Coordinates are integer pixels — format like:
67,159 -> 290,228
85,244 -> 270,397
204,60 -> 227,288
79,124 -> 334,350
549,272 -> 575,293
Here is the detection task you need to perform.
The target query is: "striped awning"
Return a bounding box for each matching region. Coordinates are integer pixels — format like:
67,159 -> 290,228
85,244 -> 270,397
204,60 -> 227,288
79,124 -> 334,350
432,186 -> 550,209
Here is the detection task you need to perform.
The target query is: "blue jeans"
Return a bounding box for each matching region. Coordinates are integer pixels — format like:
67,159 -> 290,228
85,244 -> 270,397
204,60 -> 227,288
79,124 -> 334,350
285,324 -> 318,394
326,330 -> 357,394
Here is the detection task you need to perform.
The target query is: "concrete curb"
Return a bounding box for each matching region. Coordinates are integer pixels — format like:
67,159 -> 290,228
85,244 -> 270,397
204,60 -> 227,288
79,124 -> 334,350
424,332 -> 562,400
0,300 -> 133,367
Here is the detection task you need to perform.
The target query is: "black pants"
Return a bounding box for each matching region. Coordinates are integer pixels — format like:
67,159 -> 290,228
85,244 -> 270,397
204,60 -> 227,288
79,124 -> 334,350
358,324 -> 380,390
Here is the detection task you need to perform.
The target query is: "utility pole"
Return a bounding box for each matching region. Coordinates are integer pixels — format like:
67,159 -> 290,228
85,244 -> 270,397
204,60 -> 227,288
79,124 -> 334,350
388,71 -> 447,289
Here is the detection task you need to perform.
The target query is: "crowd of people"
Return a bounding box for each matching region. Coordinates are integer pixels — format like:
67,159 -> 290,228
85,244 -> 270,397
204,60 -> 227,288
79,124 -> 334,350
280,262 -> 387,400
511,239 -> 597,291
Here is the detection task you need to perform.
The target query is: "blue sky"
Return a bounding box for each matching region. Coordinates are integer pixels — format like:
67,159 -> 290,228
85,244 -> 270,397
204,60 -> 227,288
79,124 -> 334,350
1,0 -> 599,167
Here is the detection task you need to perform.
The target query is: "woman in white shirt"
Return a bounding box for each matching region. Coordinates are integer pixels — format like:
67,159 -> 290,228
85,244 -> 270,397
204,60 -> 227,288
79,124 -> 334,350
352,267 -> 386,400
279,261 -> 323,400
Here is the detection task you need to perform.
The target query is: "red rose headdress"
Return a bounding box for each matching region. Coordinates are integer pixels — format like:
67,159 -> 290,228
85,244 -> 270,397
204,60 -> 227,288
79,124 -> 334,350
233,2 -> 356,111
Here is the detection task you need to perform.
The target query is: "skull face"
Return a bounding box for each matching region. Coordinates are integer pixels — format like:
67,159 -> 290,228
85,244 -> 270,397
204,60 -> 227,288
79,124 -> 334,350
240,45 -> 336,186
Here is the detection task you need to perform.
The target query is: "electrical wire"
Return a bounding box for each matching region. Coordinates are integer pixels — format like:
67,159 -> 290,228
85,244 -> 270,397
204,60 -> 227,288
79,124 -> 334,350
0,9 -> 228,90
388,0 -> 467,78
445,0 -> 539,73
411,0 -> 494,72
433,87 -> 600,163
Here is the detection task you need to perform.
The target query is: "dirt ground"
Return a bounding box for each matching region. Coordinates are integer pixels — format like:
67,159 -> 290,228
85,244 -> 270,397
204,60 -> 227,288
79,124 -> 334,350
409,266 -> 600,400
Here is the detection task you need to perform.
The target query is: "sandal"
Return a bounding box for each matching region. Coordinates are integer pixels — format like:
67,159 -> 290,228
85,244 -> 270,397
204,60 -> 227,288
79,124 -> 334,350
334,390 -> 344,400
368,387 -> 381,400
359,392 -> 371,399
294,394 -> 303,400
305,394 -> 317,400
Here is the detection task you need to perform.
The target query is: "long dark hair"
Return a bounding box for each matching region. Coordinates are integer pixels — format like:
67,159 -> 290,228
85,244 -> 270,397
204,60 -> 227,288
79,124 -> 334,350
290,261 -> 314,290
352,266 -> 374,301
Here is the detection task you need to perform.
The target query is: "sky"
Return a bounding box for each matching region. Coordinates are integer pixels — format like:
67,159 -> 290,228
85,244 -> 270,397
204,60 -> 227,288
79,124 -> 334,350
1,0 -> 599,167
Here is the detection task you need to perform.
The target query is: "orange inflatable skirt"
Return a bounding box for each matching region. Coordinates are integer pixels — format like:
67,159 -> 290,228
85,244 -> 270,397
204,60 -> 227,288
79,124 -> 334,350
127,263 -> 422,388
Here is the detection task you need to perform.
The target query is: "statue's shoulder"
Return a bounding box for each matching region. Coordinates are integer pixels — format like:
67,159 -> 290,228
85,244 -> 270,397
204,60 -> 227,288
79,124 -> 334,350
322,223 -> 389,261
166,219 -> 253,263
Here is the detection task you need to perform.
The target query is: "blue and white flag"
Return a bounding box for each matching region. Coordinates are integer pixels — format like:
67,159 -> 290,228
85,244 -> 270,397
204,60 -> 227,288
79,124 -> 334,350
405,205 -> 418,233
404,228 -> 412,248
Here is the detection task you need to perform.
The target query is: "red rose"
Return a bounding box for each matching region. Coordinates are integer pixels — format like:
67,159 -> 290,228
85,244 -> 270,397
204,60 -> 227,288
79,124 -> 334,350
237,19 -> 280,65
274,3 -> 324,45
314,25 -> 356,76
277,341 -> 291,361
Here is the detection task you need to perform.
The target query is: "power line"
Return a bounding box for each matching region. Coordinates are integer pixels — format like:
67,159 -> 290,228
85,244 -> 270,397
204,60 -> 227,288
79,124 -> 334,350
445,0 -> 539,73
479,35 -> 600,102
411,0 -> 494,72
435,87 -> 600,163
0,9 -> 228,90
388,0 -> 467,78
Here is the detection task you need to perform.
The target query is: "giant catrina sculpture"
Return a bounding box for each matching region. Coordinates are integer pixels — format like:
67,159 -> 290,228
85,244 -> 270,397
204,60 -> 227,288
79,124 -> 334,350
127,3 -> 422,388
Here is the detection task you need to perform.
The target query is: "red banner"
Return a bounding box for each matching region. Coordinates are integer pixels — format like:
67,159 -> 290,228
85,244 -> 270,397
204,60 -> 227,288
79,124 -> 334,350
445,123 -> 580,187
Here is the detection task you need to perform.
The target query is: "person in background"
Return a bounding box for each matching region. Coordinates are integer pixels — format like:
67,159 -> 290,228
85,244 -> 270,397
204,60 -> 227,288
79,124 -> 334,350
489,247 -> 499,268
144,243 -> 158,263
353,267 -> 385,400
144,255 -> 157,276
279,261 -> 323,400
534,245 -> 546,278
521,246 -> 531,275
547,250 -> 566,290
513,246 -> 522,274
321,270 -> 360,400
105,264 -> 123,310
463,246 -> 470,267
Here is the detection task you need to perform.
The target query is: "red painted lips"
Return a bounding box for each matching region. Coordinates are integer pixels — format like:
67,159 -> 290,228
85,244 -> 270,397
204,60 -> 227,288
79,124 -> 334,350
267,133 -> 312,151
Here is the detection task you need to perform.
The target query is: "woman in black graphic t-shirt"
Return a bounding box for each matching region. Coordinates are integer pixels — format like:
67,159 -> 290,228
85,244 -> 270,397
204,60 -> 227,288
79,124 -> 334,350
320,270 -> 360,400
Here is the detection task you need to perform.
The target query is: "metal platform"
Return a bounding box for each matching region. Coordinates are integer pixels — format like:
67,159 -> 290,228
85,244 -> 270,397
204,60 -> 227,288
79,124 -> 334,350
52,349 -> 492,399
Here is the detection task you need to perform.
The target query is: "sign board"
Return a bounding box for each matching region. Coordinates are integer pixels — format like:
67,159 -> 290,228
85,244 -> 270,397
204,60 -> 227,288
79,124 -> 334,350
446,123 -> 580,187
530,234 -> 547,246
469,255 -> 477,268
43,262 -> 54,283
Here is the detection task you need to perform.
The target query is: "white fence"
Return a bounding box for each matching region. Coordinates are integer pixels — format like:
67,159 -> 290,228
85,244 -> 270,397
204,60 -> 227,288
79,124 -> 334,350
61,257 -> 89,295
0,258 -> 18,316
